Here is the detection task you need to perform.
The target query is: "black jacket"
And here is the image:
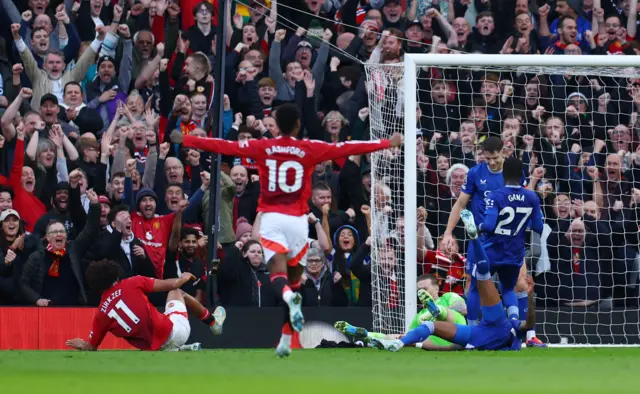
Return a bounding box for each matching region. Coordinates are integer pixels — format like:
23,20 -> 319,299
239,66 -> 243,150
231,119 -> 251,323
20,202 -> 101,305
216,245 -> 279,307
93,229 -> 156,279
0,234 -> 39,305
301,268 -> 348,307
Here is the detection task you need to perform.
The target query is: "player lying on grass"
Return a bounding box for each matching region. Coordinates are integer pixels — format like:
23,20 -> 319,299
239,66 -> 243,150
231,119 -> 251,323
335,274 -> 467,350
371,211 -> 535,352
66,260 -> 226,351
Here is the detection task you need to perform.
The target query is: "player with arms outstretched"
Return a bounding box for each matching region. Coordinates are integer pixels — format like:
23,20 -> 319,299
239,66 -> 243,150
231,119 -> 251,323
371,214 -> 536,352
478,158 -> 544,320
65,260 -> 226,351
170,103 -> 402,357
440,137 -> 544,347
335,274 -> 467,350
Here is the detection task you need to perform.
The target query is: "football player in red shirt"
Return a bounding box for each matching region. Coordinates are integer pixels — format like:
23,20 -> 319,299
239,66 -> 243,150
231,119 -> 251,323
171,103 -> 402,357
65,259 -> 226,351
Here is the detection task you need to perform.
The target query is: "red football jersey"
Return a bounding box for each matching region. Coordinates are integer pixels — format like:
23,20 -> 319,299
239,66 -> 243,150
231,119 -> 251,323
132,212 -> 176,278
183,135 -> 391,216
88,276 -> 173,351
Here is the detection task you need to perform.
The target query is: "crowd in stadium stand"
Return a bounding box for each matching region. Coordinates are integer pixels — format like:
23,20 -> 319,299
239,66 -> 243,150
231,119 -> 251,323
0,0 -> 638,311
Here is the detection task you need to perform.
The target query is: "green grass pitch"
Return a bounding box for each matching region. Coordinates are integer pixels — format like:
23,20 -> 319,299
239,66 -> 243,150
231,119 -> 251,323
0,348 -> 638,393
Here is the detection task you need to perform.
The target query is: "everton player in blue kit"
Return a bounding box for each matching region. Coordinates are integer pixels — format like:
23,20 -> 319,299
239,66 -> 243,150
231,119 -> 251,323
479,158 -> 544,320
370,211 -> 536,352
441,137 -> 545,347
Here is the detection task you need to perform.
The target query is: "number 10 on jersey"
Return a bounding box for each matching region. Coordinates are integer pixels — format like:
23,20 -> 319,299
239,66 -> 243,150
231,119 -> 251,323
266,159 -> 303,193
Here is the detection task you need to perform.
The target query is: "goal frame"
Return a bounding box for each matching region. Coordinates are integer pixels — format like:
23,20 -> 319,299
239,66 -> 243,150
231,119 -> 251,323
401,54 -> 640,333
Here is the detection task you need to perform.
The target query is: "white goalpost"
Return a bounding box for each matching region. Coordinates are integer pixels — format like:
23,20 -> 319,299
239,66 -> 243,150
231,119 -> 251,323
366,54 -> 640,345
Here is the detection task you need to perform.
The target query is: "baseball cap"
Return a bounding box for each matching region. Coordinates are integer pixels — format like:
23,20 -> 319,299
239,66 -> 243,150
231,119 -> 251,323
407,19 -> 422,29
0,209 -> 20,222
40,93 -> 59,106
384,0 -> 401,6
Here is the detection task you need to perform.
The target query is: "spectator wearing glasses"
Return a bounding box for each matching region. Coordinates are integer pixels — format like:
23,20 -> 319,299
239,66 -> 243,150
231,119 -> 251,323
301,247 -> 349,306
20,190 -> 101,306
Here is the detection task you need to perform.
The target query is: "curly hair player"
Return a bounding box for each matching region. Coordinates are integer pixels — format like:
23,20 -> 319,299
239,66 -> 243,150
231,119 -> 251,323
371,211 -> 536,352
65,260 -> 226,351
171,103 -> 402,357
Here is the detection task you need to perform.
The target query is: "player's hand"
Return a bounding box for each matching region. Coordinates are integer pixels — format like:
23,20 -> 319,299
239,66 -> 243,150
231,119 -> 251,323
180,272 -> 197,282
390,132 -> 403,148
36,298 -> 51,307
65,338 -> 90,350
132,245 -> 146,258
333,271 -> 342,284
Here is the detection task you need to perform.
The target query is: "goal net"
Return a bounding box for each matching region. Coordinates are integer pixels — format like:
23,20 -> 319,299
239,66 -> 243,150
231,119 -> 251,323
366,54 -> 640,345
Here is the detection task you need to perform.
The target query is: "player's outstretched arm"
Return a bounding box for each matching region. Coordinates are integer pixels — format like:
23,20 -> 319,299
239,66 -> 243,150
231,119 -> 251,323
317,132 -> 401,162
65,338 -> 97,351
441,192 -> 471,251
152,272 -> 196,292
170,130 -> 260,159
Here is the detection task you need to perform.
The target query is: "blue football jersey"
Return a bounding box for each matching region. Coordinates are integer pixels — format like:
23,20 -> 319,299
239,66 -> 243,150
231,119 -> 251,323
481,186 -> 544,266
461,163 -> 505,226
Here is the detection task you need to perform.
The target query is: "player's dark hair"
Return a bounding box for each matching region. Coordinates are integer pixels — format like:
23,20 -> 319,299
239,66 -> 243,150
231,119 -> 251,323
86,259 -> 124,293
180,227 -> 200,241
275,103 -> 301,136
417,273 -> 439,287
503,158 -> 523,185
482,136 -> 503,154
107,204 -> 130,225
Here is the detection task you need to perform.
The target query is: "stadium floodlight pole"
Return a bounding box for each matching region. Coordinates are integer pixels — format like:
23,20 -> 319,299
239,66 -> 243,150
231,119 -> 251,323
403,56 -> 418,333
206,0 -> 228,308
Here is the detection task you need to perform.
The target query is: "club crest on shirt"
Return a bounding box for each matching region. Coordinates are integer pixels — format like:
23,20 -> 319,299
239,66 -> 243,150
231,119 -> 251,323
153,221 -> 160,230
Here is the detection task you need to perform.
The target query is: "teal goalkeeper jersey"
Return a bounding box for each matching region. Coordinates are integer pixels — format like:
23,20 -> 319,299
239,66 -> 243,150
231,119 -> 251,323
409,293 -> 467,346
